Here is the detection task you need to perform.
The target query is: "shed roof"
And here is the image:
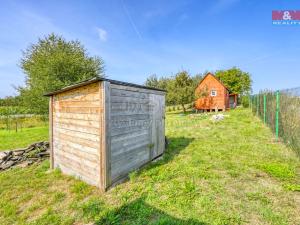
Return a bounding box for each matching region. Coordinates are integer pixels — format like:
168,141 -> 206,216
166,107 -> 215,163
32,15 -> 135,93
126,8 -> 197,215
44,77 -> 166,96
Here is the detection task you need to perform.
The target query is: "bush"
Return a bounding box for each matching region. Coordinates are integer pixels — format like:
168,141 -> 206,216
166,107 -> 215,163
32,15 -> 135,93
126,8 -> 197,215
241,96 -> 250,108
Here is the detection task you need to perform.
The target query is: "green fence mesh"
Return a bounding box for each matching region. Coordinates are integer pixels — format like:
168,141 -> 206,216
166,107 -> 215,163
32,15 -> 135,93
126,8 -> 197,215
251,88 -> 300,156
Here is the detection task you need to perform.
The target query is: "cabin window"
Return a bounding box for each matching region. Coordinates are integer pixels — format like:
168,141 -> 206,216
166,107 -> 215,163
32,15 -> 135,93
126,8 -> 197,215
211,90 -> 217,97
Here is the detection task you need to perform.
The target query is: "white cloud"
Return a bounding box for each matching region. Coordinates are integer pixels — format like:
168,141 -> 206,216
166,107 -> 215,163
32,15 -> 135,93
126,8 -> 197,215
96,27 -> 107,41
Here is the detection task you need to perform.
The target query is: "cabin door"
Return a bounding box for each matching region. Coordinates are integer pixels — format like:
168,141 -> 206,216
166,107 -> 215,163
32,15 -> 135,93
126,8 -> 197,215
229,95 -> 236,108
150,94 -> 165,159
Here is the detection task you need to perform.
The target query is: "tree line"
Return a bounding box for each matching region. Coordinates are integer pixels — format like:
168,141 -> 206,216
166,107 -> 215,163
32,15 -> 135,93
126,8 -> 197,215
145,68 -> 252,112
0,33 -> 252,114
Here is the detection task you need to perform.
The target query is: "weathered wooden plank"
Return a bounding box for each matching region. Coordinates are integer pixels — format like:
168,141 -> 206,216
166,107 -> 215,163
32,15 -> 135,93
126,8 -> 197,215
111,89 -> 149,100
110,114 -> 150,121
54,100 -> 101,108
54,106 -> 103,114
100,81 -> 111,191
111,129 -> 149,143
53,142 -> 99,163
54,154 -> 98,177
110,102 -> 151,110
54,127 -> 100,143
56,91 -> 101,102
111,140 -> 150,160
149,94 -> 165,158
111,88 -> 149,98
111,147 -> 150,181
55,150 -> 99,172
110,122 -> 151,136
54,132 -> 100,149
54,158 -> 98,181
55,82 -> 100,101
111,132 -> 149,150
56,163 -> 99,187
99,81 -> 104,191
54,112 -> 101,121
110,95 -> 149,104
54,122 -> 99,135
110,83 -> 165,95
53,139 -> 98,155
110,118 -> 151,129
53,117 -> 100,128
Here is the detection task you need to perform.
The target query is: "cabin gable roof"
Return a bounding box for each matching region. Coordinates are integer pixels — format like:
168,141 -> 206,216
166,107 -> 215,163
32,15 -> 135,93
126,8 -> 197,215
197,73 -> 230,92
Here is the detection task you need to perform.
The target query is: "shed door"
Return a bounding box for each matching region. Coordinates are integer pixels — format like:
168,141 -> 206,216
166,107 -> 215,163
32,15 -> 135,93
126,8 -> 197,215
150,94 -> 165,158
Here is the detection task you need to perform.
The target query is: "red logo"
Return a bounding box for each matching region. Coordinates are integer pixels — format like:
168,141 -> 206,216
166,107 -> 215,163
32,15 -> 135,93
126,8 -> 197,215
272,10 -> 300,20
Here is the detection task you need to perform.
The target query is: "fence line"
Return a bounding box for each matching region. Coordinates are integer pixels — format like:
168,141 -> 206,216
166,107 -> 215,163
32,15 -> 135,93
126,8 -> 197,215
251,87 -> 300,156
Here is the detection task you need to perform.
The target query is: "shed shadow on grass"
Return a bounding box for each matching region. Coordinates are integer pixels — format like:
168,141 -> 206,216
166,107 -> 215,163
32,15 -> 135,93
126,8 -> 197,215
96,197 -> 207,225
109,137 -> 194,190
146,136 -> 194,170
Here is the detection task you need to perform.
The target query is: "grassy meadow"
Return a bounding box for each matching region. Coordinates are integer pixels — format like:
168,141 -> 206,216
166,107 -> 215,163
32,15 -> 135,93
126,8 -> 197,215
0,111 -> 48,150
0,108 -> 299,224
0,126 -> 48,151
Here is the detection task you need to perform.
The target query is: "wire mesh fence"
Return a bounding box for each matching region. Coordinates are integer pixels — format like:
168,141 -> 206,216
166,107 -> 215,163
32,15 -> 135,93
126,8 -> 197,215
251,87 -> 300,156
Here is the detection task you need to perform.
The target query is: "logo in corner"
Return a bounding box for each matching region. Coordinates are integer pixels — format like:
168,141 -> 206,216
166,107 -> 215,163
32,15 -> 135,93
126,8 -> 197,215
272,10 -> 300,25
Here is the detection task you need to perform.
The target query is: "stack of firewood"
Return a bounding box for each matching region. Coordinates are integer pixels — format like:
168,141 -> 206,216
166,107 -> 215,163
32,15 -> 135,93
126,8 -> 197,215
0,141 -> 50,171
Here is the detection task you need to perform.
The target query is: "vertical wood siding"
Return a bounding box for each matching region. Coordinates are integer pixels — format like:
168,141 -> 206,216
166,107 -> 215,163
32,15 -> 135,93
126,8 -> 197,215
52,82 -> 102,187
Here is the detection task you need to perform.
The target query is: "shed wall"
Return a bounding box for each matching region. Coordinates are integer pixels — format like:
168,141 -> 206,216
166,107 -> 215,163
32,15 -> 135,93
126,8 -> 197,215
108,84 -> 165,184
52,82 -> 102,186
50,80 -> 165,190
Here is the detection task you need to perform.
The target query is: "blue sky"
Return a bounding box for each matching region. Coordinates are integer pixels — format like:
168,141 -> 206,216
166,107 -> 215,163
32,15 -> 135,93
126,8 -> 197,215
1,0 -> 300,97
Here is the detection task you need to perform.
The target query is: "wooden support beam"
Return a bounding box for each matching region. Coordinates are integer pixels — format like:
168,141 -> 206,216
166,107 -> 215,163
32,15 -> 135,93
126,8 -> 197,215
49,96 -> 54,169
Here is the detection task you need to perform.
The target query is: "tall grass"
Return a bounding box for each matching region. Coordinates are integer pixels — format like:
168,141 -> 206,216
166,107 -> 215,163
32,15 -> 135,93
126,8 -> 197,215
252,88 -> 300,156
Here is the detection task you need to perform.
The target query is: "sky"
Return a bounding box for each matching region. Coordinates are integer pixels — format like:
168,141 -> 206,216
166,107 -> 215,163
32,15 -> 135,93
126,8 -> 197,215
1,0 -> 300,97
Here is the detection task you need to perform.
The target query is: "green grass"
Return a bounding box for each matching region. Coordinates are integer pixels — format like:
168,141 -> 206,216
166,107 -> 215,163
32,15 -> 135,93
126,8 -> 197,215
0,126 -> 48,150
0,108 -> 299,224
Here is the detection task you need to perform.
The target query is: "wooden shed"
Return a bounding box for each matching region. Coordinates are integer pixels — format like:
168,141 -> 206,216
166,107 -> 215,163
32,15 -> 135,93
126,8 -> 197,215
195,73 -> 238,112
45,77 -> 166,191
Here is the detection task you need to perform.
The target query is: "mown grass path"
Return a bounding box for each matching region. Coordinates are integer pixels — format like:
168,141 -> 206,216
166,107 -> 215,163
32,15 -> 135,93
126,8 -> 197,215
0,109 -> 299,224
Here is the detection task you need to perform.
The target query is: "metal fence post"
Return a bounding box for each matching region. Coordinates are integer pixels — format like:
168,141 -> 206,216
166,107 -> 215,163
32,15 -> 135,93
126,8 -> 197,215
256,95 -> 259,116
263,95 -> 266,124
249,95 -> 251,109
276,90 -> 280,139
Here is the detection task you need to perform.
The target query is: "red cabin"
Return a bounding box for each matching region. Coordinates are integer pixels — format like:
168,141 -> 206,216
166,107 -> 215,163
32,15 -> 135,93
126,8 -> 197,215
195,73 -> 238,112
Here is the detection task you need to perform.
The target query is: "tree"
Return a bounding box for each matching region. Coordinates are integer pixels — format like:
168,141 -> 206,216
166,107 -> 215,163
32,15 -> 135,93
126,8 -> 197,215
215,67 -> 252,107
192,73 -> 203,88
215,67 -> 252,96
145,74 -> 159,88
168,71 -> 194,113
18,33 -> 104,114
145,72 -> 203,108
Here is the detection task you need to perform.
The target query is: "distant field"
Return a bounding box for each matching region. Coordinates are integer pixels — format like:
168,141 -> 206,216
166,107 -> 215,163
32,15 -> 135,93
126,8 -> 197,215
0,126 -> 48,151
0,108 -> 299,224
